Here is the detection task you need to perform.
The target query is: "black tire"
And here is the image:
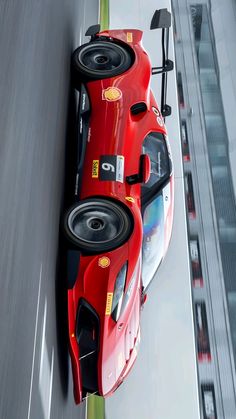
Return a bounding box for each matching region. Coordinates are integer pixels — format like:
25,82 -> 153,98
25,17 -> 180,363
64,198 -> 133,253
72,40 -> 132,81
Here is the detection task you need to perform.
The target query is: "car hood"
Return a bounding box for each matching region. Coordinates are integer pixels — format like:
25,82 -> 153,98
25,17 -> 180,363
68,240 -> 142,399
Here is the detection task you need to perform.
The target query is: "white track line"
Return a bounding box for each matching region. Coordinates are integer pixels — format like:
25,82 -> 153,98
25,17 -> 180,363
48,348 -> 54,419
85,397 -> 88,419
27,263 -> 43,419
39,298 -> 55,419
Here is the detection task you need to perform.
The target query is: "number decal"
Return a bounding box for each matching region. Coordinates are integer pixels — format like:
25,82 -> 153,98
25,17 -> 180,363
101,162 -> 115,172
100,155 -> 124,182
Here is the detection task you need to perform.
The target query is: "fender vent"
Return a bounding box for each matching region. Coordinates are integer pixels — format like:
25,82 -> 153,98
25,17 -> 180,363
130,102 -> 147,115
76,300 -> 100,393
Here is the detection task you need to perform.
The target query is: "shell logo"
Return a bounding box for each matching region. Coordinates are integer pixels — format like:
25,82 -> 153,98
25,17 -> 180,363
102,87 -> 122,102
98,256 -> 110,268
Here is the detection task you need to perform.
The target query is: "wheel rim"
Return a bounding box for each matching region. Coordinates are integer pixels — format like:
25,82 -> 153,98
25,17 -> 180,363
67,202 -> 125,244
78,44 -> 125,72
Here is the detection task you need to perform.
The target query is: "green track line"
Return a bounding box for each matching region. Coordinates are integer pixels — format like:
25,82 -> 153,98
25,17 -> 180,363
86,2 -> 109,418
87,394 -> 105,419
99,0 -> 109,30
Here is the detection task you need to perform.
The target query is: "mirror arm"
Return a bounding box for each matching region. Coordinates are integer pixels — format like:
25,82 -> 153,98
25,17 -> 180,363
126,173 -> 142,185
152,59 -> 174,75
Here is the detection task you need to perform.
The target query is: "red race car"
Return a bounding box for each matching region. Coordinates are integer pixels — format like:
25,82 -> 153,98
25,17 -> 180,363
64,8 -> 174,404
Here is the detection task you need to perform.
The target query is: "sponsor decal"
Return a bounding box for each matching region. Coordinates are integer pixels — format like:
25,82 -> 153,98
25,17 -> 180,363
92,160 -> 99,178
79,117 -> 83,134
157,116 -> 164,126
81,93 -> 86,111
105,292 -> 113,315
116,155 -> 124,182
125,196 -> 135,203
126,32 -> 133,43
100,155 -> 124,182
152,106 -> 160,116
98,256 -> 110,268
102,87 -> 122,102
152,106 -> 164,126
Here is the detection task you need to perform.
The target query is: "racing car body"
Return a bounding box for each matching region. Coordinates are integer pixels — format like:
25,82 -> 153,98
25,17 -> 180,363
64,9 -> 174,403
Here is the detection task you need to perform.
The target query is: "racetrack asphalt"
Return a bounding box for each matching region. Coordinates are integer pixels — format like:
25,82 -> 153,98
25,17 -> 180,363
0,1 -> 98,418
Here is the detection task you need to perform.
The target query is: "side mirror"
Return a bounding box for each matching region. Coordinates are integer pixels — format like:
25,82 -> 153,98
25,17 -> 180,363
126,154 -> 151,185
162,104 -> 172,117
150,9 -> 171,30
140,154 -> 151,184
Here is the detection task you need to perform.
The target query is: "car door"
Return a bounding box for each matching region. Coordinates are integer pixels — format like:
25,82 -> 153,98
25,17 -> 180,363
141,131 -> 172,291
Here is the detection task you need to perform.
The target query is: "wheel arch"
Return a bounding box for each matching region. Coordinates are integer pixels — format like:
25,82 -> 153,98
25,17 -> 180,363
71,38 -> 136,83
63,196 -> 135,254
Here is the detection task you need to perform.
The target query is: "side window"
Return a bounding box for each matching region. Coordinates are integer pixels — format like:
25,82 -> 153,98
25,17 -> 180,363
142,193 -> 164,290
142,132 -> 170,199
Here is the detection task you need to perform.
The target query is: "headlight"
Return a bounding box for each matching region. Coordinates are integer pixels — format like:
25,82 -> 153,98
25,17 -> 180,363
111,263 -> 127,322
121,260 -> 139,313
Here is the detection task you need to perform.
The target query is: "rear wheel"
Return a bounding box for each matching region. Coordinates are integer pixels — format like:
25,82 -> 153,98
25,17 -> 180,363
64,198 -> 133,253
72,40 -> 132,82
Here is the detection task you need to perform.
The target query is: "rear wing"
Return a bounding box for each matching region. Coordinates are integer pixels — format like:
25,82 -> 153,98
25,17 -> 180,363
150,9 -> 174,118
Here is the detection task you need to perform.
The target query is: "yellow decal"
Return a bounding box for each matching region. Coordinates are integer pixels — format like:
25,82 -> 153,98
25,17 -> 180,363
105,292 -> 113,315
102,87 -> 122,102
127,32 -> 133,43
98,256 -> 110,268
125,196 -> 135,203
92,160 -> 99,178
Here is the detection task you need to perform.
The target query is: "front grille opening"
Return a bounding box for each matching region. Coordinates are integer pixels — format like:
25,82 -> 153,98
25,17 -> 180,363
76,300 -> 100,393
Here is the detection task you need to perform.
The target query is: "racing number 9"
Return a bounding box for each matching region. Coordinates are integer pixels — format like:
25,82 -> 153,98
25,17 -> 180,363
99,155 -> 124,182
101,162 -> 115,172
100,156 -> 117,181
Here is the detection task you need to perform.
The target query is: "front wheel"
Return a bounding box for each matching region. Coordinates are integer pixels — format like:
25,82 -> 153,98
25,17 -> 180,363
64,198 -> 133,253
72,40 -> 132,82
